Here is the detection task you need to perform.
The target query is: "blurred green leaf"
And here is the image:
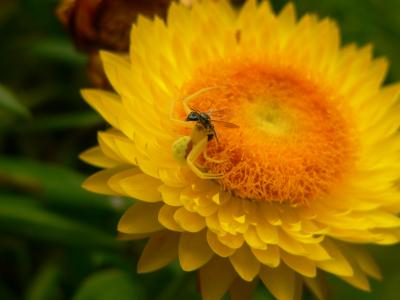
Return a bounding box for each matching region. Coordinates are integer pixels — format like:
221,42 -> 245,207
90,251 -> 134,272
0,84 -> 30,118
379,273 -> 400,300
0,195 -> 118,249
0,157 -> 125,212
73,270 -> 145,300
253,286 -> 274,300
30,38 -> 86,65
25,261 -> 61,300
17,112 -> 103,132
154,271 -> 186,300
155,271 -> 200,300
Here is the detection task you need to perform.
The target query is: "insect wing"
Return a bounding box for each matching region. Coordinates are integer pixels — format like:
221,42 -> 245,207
207,108 -> 230,119
212,120 -> 239,128
188,104 -> 202,113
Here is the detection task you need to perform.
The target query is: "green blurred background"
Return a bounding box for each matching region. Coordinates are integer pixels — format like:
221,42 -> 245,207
0,0 -> 399,299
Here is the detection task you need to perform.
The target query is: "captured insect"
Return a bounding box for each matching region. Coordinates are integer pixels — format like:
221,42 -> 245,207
170,86 -> 238,179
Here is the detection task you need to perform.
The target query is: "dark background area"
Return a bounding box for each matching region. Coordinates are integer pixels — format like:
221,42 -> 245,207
0,0 -> 399,299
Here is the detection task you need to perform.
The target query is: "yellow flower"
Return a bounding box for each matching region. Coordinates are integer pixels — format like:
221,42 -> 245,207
80,1 -> 400,299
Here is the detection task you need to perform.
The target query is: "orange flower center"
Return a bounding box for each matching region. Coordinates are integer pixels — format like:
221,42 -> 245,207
182,59 -> 356,205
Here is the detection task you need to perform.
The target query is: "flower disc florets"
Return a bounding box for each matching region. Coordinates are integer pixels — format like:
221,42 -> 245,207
181,59 -> 356,205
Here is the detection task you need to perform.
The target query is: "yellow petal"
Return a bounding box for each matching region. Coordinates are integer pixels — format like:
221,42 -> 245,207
339,263 -> 370,292
281,251 -> 317,278
277,2 -> 296,35
206,230 -> 236,257
82,166 -> 129,195
354,248 -> 382,279
118,173 -> 162,202
365,210 -> 400,228
107,168 -> 141,195
196,202 -> 219,217
118,202 -> 163,234
210,190 -> 229,205
158,204 -> 183,232
260,203 -> 282,225
218,233 -> 244,249
360,83 -> 400,131
97,130 -> 138,165
237,0 -> 258,30
79,146 -> 121,168
81,89 -> 132,137
217,198 -> 245,233
311,18 -> 340,78
255,215 -> 278,244
100,51 -> 135,98
329,227 -> 384,244
353,57 -> 388,107
97,129 -> 128,163
229,244 -> 261,282
303,273 -> 327,300
278,229 -> 306,255
159,184 -> 182,206
372,228 -> 400,245
137,159 -> 162,180
251,245 -> 280,268
179,230 -> 214,271
229,277 -> 258,300
159,167 -> 193,188
244,225 -> 267,250
260,264 -> 297,300
349,246 -> 382,280
279,207 -> 300,227
302,243 -> 331,261
316,239 -> 353,277
174,207 -> 206,232
205,213 -> 222,233
137,231 -> 179,273
199,257 -> 236,300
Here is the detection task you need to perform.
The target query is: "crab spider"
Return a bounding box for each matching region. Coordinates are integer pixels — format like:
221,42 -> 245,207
170,86 -> 225,180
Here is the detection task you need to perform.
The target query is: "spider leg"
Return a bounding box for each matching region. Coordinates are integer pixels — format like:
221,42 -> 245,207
169,96 -> 192,129
203,149 -> 226,164
182,86 -> 221,114
186,137 -> 223,179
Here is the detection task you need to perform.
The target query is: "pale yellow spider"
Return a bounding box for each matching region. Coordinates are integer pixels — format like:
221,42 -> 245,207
170,87 -> 226,180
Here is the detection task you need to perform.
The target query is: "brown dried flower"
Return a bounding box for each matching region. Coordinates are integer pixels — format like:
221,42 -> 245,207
56,0 -> 172,51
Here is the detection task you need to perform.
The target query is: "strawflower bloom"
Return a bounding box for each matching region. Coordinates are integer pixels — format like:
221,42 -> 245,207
80,1 -> 400,299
